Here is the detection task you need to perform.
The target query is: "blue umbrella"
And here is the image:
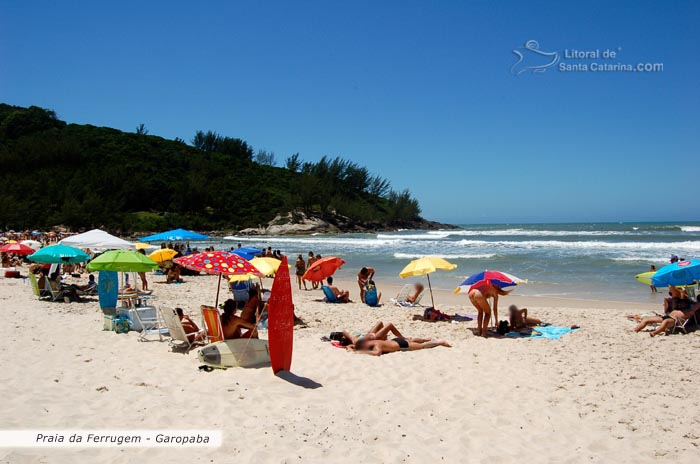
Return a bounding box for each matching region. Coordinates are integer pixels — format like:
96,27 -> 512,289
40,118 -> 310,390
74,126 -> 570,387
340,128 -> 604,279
231,247 -> 263,260
28,244 -> 90,264
651,260 -> 700,287
140,228 -> 209,242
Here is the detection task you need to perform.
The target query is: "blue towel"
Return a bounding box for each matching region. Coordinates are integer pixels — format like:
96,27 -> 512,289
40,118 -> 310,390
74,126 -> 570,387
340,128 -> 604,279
506,325 -> 578,339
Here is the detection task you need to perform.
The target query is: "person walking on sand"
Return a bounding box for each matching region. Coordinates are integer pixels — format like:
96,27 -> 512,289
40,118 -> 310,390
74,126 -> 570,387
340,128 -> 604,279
468,280 -> 511,337
295,254 -> 307,290
357,266 -> 375,303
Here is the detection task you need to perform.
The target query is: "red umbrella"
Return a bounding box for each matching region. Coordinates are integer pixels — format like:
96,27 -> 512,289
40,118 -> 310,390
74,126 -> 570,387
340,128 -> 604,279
174,251 -> 261,307
302,256 -> 346,282
0,243 -> 36,255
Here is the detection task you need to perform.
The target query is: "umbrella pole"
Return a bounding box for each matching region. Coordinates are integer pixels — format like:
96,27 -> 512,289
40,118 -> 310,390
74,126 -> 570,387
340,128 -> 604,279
427,273 -> 435,308
215,273 -> 222,308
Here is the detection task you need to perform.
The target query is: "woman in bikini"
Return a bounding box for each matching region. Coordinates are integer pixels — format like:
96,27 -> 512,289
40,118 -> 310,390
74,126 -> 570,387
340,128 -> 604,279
357,267 -> 375,303
340,321 -> 427,347
468,280 -> 511,337
353,337 -> 451,356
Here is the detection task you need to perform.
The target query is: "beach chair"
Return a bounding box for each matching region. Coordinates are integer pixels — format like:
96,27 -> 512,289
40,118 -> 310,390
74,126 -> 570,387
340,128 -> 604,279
671,304 -> 700,335
76,281 -> 98,296
43,279 -> 65,302
390,285 -> 423,307
321,286 -> 339,303
201,305 -> 224,343
28,272 -> 40,298
132,307 -> 168,342
161,306 -> 205,351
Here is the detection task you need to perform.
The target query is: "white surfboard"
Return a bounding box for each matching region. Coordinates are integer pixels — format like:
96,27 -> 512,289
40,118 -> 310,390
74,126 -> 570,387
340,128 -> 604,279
198,339 -> 271,368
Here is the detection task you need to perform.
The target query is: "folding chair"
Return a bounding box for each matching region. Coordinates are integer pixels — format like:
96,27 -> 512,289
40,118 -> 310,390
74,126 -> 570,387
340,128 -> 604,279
132,306 -> 168,342
201,305 -> 224,343
161,306 -> 205,351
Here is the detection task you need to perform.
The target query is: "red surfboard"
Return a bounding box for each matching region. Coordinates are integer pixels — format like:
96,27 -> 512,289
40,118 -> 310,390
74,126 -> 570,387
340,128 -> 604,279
267,256 -> 294,374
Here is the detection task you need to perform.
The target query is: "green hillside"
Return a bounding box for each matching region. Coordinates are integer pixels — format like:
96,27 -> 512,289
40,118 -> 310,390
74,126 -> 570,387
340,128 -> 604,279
0,104 -> 423,233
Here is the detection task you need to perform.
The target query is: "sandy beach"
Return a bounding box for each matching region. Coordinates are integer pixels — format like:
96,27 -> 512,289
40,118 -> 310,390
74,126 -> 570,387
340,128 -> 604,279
1,271 -> 699,464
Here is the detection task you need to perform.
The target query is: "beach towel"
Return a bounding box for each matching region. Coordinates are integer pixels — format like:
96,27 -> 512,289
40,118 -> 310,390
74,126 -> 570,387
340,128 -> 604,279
505,325 -> 579,339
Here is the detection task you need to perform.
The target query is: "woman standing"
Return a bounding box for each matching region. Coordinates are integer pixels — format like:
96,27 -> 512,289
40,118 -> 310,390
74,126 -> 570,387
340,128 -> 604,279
468,280 -> 511,337
295,254 -> 307,290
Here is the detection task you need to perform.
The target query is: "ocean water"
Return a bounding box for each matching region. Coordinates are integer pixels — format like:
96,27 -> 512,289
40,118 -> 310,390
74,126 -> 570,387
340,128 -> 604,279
210,222 -> 700,304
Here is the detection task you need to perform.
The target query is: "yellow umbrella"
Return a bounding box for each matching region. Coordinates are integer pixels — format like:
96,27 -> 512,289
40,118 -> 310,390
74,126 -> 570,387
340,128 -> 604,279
135,242 -> 151,250
250,257 -> 285,276
399,256 -> 458,308
148,248 -> 178,264
7,240 -> 17,244
228,273 -> 254,283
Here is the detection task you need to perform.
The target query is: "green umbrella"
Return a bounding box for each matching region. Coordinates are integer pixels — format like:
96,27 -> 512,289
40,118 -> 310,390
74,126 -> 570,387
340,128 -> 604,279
87,250 -> 158,273
28,244 -> 90,264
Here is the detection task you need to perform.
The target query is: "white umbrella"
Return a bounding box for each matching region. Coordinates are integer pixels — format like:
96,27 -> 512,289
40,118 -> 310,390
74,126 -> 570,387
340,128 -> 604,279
20,240 -> 42,251
59,229 -> 134,250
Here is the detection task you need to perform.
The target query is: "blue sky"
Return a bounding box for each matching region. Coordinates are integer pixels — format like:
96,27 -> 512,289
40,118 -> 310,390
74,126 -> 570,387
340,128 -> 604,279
1,0 -> 698,224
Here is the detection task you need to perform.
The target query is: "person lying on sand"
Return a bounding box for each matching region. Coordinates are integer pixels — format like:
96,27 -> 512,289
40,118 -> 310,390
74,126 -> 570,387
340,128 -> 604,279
635,300 -> 700,337
326,276 -> 350,302
352,337 -> 451,356
508,305 -> 542,329
221,299 -> 258,339
339,321 -> 412,347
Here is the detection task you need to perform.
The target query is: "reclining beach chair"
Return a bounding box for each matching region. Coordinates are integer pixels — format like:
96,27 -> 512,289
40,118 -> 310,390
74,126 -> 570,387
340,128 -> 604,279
43,279 -> 65,302
161,306 -> 205,351
76,281 -> 98,296
28,272 -> 41,298
201,305 -> 224,343
390,285 -> 424,307
671,303 -> 700,335
132,307 -> 168,342
321,285 -> 340,303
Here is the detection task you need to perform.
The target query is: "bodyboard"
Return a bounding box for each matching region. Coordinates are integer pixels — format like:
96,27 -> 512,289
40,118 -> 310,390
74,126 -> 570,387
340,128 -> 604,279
267,256 -> 294,374
197,339 -> 270,368
98,271 -> 119,309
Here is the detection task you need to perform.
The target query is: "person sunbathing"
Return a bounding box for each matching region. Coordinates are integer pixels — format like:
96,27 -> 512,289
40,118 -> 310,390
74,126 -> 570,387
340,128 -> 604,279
406,283 -> 424,303
240,288 -> 262,324
646,301 -> 700,337
508,305 -> 542,329
339,321 -> 423,347
326,276 -> 350,302
353,337 -> 451,356
175,308 -> 206,343
221,300 -> 258,339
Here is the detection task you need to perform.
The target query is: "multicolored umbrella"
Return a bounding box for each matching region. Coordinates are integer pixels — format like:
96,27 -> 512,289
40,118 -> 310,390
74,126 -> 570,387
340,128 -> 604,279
454,270 -> 526,294
302,256 -> 345,282
399,256 -> 458,308
29,244 -> 90,264
174,251 -> 261,307
87,250 -> 159,273
651,260 -> 700,288
0,242 -> 36,255
148,248 -> 178,264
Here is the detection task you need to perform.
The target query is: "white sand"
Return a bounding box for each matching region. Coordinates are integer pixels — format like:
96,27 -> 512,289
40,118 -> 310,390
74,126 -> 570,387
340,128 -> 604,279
1,271 -> 699,463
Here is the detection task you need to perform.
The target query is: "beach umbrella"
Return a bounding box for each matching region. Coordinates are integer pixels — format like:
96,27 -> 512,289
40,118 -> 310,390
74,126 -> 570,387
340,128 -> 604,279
28,244 -> 90,264
231,247 -> 263,260
87,250 -> 159,273
454,270 -> 526,294
399,256 -> 458,308
135,242 -> 152,250
0,242 -> 36,255
174,251 -> 260,307
651,260 -> 700,288
148,248 -> 178,264
302,256 -> 346,282
20,240 -> 42,251
250,257 -> 286,276
140,228 -> 209,242
59,229 -> 134,250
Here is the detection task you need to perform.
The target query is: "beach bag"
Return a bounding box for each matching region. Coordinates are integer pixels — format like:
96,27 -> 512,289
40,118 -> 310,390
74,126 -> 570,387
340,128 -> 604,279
364,287 -> 379,307
497,320 -> 510,335
423,307 -> 451,322
112,315 -> 131,334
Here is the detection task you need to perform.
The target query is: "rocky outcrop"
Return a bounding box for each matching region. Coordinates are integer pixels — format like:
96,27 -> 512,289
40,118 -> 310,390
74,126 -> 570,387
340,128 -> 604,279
236,211 -> 458,236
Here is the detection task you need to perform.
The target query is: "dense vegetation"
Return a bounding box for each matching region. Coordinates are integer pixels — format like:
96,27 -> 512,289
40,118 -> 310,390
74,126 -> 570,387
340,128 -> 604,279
0,104 -> 422,232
